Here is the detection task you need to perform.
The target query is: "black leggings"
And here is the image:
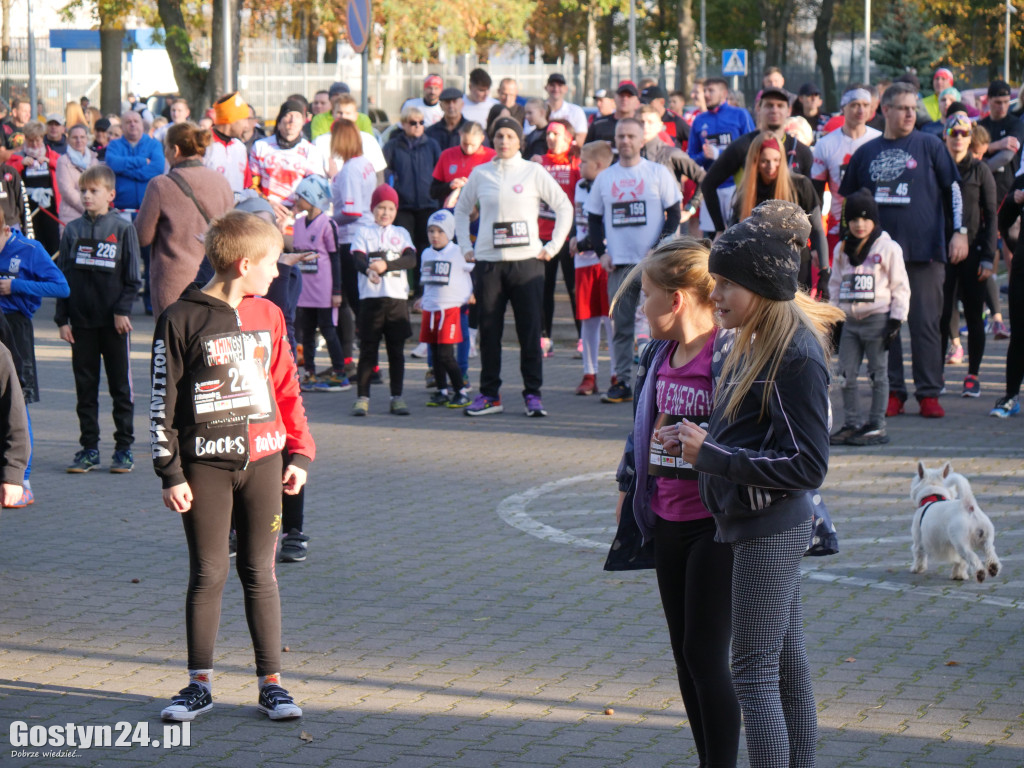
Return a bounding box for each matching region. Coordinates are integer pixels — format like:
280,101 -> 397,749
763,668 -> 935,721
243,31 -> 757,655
297,306 -> 345,373
431,342 -> 463,392
542,241 -> 579,339
1006,250 -> 1024,397
654,515 -> 740,767
181,455 -> 283,676
357,298 -> 411,398
940,258 -> 987,376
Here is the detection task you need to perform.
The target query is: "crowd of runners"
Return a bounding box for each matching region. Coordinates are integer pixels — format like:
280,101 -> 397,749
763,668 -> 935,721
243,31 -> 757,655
0,61 -> 1020,758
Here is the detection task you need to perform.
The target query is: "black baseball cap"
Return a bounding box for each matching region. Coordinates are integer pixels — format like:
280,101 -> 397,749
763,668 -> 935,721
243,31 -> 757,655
547,73 -> 567,86
988,79 -> 1012,98
760,87 -> 790,103
640,85 -> 667,103
798,82 -> 821,97
439,87 -> 463,101
616,81 -> 639,97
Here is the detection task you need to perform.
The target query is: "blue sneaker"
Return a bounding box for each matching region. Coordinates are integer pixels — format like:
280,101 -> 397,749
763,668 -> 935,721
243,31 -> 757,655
110,449 -> 134,474
524,394 -> 547,417
67,449 -> 100,473
989,396 -> 1020,418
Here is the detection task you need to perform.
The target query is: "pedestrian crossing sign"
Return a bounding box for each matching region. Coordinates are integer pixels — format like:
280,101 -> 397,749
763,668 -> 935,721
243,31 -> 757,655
722,49 -> 747,76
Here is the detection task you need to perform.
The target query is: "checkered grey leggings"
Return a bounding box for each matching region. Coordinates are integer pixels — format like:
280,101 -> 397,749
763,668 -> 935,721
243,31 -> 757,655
731,518 -> 817,768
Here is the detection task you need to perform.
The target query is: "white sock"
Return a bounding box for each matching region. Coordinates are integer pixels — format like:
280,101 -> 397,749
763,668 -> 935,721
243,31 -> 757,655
189,669 -> 213,693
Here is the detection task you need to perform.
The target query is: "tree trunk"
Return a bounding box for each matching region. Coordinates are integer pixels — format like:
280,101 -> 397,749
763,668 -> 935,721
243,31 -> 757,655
585,2 -> 598,101
676,0 -> 695,92
208,0 -> 242,101
601,13 -> 615,88
813,0 -> 837,110
1,0 -> 12,62
760,0 -> 795,68
99,22 -> 123,116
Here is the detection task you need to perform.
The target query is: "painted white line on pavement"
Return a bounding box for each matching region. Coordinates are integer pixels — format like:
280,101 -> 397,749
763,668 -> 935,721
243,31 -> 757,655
497,472 -> 615,551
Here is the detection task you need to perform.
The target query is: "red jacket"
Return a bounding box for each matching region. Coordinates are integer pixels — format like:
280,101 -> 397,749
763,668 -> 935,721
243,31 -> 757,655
150,287 -> 315,488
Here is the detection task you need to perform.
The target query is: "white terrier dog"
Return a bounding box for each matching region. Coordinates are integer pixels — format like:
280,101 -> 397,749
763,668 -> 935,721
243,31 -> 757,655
910,461 -> 1001,583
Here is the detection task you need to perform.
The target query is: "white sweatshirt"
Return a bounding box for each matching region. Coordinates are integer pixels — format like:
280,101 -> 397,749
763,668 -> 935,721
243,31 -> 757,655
454,154 -> 573,262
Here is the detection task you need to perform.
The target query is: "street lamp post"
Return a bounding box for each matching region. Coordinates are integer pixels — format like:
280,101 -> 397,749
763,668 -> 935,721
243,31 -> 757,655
865,0 -> 871,83
1006,0 -> 1017,83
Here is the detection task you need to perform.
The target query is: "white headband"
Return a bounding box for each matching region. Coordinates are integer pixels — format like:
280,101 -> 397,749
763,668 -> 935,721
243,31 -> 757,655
841,89 -> 872,107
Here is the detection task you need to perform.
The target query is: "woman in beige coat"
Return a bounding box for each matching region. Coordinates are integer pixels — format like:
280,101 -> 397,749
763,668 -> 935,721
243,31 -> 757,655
136,122 -> 234,317
55,124 -> 97,234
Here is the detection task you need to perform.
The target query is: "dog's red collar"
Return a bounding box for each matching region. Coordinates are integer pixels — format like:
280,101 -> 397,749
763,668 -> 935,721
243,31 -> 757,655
918,493 -> 949,507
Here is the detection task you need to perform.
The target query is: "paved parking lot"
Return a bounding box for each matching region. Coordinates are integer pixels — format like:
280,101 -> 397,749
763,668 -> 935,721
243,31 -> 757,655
1,298 -> 1021,767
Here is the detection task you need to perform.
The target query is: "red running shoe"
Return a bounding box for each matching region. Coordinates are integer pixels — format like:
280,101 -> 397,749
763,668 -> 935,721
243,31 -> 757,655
886,394 -> 905,417
919,396 -> 945,418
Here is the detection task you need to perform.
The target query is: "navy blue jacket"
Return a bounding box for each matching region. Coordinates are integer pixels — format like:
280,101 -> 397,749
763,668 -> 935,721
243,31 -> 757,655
695,324 -> 831,543
383,133 -> 441,210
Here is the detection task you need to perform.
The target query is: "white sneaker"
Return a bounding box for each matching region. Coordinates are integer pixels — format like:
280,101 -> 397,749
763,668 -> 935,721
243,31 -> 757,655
411,342 -> 429,358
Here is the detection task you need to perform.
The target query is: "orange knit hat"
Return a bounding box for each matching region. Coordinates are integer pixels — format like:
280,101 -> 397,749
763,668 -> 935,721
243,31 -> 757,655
213,92 -> 249,125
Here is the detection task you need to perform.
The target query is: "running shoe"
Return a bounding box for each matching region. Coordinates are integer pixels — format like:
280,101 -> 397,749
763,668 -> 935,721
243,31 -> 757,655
992,320 -> 1010,340
465,394 -> 503,416
161,683 -> 212,722
300,373 -> 329,392
110,449 -> 134,474
540,337 -> 554,357
279,529 -> 310,563
829,423 -> 860,445
426,391 -> 449,407
257,684 -> 302,720
919,396 -> 945,418
846,423 -> 890,445
67,448 -> 100,473
524,394 -> 547,417
962,374 -> 981,398
601,381 -> 633,403
447,392 -> 471,408
7,488 -> 33,508
351,397 -> 370,417
425,369 -> 436,389
411,342 -> 429,358
576,373 -> 598,396
390,397 -> 410,415
343,360 -> 358,378
885,395 -> 905,417
945,345 -> 964,364
321,370 -> 352,392
989,395 -> 1020,418
370,369 -> 384,385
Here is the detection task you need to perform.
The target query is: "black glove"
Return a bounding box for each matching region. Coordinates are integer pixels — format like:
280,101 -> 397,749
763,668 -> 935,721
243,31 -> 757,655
816,268 -> 831,302
885,318 -> 902,350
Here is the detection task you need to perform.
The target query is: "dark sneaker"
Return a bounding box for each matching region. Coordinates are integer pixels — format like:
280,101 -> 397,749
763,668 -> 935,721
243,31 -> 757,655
110,449 -> 134,474
279,529 -> 309,563
447,392 -> 471,408
161,683 -> 212,721
425,369 -> 436,389
847,422 -> 890,445
67,449 -> 100,473
990,395 -> 1021,418
321,371 -> 352,392
390,397 -> 411,415
257,684 -> 302,720
992,320 -> 1010,340
962,374 -> 981,398
829,424 -> 860,445
426,391 -> 449,407
524,394 -> 547,417
465,394 -> 503,416
370,370 -> 384,385
601,381 -> 633,403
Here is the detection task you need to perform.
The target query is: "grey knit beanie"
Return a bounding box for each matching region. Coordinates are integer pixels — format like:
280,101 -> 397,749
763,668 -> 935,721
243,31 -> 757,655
708,199 -> 810,301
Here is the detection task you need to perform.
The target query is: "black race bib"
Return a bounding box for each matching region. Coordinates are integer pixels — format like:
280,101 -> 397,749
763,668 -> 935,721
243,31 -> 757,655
421,259 -> 452,285
74,238 -> 119,271
839,273 -> 875,302
648,412 -> 701,480
192,332 -> 274,423
492,221 -> 530,248
611,200 -> 647,227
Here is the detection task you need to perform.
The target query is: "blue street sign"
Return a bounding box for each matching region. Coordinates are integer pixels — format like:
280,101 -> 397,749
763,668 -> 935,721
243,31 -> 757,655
347,0 -> 371,53
722,49 -> 748,77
